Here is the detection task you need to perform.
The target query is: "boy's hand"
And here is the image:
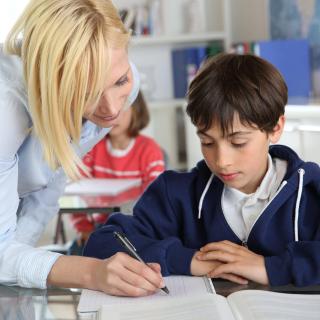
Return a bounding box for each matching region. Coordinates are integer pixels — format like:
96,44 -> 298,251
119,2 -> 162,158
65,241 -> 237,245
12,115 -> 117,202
197,240 -> 269,285
191,251 -> 247,284
191,251 -> 248,284
191,251 -> 221,276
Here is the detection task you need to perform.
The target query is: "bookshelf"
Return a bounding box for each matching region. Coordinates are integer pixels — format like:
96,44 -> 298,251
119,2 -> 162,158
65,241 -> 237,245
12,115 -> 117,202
131,32 -> 228,46
113,0 -> 231,170
148,99 -> 186,110
185,105 -> 320,169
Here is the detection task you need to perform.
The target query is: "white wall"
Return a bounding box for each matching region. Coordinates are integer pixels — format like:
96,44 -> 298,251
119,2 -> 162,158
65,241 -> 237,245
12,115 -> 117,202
0,2 -> 29,43
1,0 -> 271,44
230,0 -> 270,42
113,0 -> 149,9
185,107 -> 320,169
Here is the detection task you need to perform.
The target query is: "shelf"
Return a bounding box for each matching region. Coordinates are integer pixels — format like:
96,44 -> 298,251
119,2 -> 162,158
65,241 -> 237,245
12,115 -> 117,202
286,105 -> 320,119
147,101 -> 320,119
130,32 -> 227,46
148,98 -> 186,109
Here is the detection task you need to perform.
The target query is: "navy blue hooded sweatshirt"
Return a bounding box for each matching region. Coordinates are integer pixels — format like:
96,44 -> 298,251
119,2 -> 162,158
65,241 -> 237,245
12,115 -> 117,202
84,145 -> 320,286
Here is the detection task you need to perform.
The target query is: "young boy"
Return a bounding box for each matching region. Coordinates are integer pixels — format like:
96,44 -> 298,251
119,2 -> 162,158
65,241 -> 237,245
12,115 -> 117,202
84,53 -> 320,287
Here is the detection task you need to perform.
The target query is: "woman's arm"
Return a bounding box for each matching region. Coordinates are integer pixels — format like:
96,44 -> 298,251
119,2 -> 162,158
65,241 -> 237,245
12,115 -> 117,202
15,169 -> 67,245
0,155 -> 163,294
48,254 -> 164,296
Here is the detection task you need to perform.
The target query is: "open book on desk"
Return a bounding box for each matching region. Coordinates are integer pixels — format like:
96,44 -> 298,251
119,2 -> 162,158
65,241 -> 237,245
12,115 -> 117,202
77,276 -> 214,313
78,276 -> 320,320
98,290 -> 320,320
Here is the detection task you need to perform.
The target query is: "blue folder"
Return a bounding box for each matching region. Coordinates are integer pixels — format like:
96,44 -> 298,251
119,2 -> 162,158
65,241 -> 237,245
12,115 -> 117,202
172,47 -> 207,98
257,39 -> 311,102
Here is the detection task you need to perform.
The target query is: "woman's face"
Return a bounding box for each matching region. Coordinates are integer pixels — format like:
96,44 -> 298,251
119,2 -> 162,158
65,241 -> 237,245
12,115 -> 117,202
83,48 -> 133,128
109,106 -> 132,138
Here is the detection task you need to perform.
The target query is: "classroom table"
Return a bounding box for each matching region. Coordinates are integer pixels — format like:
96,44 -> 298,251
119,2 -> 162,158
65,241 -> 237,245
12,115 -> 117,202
1,280 -> 319,320
54,178 -> 140,246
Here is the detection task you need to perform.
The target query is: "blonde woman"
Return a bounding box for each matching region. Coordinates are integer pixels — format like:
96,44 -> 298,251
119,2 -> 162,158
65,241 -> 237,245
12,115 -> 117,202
0,0 -> 164,296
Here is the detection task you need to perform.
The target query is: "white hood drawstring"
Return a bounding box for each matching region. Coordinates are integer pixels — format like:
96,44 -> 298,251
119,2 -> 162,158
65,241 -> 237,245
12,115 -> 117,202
294,168 -> 305,241
198,173 -> 214,219
197,168 -> 306,242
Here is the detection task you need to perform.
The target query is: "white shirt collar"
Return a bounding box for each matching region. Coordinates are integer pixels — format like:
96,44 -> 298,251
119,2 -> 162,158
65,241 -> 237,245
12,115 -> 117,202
106,138 -> 135,158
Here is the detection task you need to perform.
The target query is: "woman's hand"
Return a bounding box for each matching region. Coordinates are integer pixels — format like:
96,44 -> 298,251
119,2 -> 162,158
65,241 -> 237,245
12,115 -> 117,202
197,240 -> 268,285
90,252 -> 165,296
48,254 -> 164,296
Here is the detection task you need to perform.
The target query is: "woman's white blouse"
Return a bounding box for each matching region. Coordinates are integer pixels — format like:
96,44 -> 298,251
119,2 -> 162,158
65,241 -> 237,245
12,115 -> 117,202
0,47 -> 139,288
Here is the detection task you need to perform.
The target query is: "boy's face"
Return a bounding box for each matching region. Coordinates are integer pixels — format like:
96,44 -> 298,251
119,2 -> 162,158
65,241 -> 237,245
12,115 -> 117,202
197,115 -> 285,194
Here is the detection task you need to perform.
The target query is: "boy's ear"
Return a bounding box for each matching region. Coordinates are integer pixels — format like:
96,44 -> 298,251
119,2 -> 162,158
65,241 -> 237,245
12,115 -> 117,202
269,115 -> 285,144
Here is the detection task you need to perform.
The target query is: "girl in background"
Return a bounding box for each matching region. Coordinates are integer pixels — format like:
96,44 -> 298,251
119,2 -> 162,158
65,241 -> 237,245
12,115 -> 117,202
69,91 -> 165,252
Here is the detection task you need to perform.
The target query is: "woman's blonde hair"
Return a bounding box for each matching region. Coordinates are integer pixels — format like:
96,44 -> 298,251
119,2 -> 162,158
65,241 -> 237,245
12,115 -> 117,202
5,0 -> 130,179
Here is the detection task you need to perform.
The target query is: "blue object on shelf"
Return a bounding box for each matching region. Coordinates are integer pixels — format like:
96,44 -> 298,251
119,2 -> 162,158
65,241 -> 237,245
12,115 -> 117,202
172,47 -> 207,98
256,39 -> 311,102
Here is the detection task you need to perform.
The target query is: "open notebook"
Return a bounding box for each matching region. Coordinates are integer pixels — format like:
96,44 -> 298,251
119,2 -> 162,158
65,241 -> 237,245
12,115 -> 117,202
98,290 -> 320,320
77,276 -> 214,313
78,276 -> 320,320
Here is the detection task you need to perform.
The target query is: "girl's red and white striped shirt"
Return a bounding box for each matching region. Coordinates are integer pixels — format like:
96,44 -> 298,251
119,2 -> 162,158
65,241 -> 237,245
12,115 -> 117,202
70,134 -> 165,232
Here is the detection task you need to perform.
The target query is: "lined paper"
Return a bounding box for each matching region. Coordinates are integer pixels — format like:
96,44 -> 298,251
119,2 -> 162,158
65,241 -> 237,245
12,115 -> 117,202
78,276 -> 214,313
99,295 -> 233,320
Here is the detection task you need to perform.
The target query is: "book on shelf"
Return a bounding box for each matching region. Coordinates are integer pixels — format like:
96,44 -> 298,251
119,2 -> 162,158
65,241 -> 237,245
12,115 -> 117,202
171,43 -> 223,98
118,1 -> 163,36
77,275 -> 320,320
232,39 -> 311,102
207,41 -> 224,56
256,39 -> 311,102
172,46 -> 207,98
231,42 -> 255,55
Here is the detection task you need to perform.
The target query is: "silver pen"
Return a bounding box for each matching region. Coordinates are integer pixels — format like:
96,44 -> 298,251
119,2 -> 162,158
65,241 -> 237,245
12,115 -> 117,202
113,231 -> 170,294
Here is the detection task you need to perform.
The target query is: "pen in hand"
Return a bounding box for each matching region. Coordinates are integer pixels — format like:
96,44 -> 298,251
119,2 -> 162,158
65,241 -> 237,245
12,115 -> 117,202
113,231 -> 170,294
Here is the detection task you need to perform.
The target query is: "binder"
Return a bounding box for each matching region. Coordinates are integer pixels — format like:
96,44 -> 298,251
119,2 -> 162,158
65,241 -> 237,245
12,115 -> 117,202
172,47 -> 207,98
256,39 -> 311,102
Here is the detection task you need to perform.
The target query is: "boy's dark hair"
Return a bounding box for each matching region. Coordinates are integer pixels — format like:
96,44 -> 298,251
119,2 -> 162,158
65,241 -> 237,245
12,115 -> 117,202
186,53 -> 288,134
128,91 -> 150,137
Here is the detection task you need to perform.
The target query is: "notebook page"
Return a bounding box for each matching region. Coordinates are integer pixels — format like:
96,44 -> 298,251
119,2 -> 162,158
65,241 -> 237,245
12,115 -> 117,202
78,276 -> 213,313
99,295 -> 235,320
227,290 -> 320,320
